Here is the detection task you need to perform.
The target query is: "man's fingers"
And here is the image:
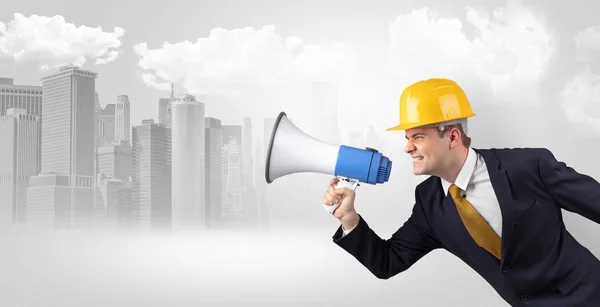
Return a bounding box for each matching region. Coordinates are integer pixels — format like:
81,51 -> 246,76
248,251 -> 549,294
326,192 -> 340,203
328,185 -> 335,197
323,178 -> 344,206
334,187 -> 348,195
323,191 -> 341,205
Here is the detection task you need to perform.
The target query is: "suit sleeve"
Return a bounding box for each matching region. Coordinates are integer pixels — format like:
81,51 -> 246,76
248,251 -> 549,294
538,148 -> 600,224
332,188 -> 443,279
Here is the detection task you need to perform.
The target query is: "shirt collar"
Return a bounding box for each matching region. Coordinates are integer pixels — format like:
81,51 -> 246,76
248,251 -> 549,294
440,147 -> 477,196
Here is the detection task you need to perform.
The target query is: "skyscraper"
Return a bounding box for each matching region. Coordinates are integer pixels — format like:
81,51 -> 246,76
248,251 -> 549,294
97,142 -> 132,182
0,78 -> 43,169
221,125 -> 242,219
222,138 -> 242,219
26,65 -> 97,229
131,119 -> 171,231
0,108 -> 40,224
171,94 -> 205,229
97,104 -> 115,146
311,81 -> 340,144
0,78 -> 42,118
242,117 -> 254,188
159,83 -> 175,130
96,94 -> 132,229
158,84 -> 174,167
241,117 -> 257,227
205,117 -> 223,229
115,94 -> 131,143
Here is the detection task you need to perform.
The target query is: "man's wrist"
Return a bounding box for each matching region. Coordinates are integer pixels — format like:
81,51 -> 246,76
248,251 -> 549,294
341,212 -> 360,231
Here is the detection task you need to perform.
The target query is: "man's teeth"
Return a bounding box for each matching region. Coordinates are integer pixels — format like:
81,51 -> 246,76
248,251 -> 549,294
414,157 -> 423,160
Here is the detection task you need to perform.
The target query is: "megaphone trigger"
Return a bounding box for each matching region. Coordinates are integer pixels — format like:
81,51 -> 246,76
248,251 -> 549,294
323,176 -> 360,214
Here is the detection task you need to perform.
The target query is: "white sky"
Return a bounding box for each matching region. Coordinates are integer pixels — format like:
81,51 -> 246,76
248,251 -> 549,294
0,0 -> 599,142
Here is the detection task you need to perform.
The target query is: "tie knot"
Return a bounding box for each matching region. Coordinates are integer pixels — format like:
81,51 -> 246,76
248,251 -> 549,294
449,184 -> 462,199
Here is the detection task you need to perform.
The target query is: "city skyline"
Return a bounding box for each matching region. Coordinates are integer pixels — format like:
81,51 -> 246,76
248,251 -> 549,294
0,64 -> 371,233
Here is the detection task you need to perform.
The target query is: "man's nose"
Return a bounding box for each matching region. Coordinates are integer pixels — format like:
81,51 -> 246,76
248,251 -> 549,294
405,141 -> 415,153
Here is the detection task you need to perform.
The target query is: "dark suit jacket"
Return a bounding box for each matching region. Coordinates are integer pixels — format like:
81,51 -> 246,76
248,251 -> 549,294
333,148 -> 600,307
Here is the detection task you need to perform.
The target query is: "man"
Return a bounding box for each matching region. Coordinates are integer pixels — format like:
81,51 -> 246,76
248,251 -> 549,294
322,78 -> 600,306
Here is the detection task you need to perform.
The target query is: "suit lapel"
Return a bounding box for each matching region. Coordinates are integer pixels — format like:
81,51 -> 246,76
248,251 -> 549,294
473,148 -> 516,262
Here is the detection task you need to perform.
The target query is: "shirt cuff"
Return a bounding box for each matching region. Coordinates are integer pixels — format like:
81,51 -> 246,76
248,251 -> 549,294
341,223 -> 357,236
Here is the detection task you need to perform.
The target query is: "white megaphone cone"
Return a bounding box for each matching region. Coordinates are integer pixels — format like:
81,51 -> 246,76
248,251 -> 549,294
265,111 -> 393,214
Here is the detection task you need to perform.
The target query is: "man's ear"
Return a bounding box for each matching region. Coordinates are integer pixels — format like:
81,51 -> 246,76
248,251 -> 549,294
449,127 -> 461,148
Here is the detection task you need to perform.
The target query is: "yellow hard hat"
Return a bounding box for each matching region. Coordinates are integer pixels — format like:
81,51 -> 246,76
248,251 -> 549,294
385,78 -> 476,131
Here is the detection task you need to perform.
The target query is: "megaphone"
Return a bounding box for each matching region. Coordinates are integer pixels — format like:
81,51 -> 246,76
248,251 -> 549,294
265,111 -> 393,214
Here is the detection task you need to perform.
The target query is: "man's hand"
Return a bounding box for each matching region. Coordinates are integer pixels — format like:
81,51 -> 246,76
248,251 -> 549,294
322,177 -> 360,230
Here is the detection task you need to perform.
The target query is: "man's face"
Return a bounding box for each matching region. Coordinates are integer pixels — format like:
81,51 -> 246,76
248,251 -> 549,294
404,127 -> 449,176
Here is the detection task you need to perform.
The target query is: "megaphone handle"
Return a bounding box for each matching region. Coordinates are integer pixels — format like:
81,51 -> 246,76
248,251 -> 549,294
323,176 -> 360,214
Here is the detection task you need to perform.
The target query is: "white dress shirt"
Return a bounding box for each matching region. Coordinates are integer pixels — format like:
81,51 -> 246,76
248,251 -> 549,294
340,147 -> 503,238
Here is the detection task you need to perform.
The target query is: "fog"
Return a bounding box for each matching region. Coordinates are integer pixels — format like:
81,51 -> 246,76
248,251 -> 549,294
1,224 -> 512,307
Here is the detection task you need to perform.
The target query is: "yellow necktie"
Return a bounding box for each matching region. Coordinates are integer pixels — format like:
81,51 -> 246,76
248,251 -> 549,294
449,184 -> 501,259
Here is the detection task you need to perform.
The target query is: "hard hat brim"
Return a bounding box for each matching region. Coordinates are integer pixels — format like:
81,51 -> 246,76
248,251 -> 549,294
384,113 -> 475,132
384,124 -> 411,131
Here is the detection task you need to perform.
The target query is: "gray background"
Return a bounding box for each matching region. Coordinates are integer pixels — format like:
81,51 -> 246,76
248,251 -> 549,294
1,0 -> 600,306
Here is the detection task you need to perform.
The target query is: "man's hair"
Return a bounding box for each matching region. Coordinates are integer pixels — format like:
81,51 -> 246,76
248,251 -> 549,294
436,119 -> 471,148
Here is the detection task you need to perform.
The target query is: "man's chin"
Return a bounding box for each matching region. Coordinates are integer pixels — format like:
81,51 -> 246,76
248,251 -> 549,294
413,167 -> 429,176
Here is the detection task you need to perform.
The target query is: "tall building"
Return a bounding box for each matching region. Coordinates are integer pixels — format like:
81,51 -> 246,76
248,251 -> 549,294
241,117 -> 257,227
97,142 -> 132,182
171,94 -> 205,229
158,85 -> 174,129
347,131 -> 364,148
222,138 -> 242,219
0,78 -> 42,118
0,77 -> 43,169
311,81 -> 340,144
131,119 -> 171,231
221,124 -> 243,220
242,117 -> 254,188
158,84 -> 174,167
263,119 -> 275,154
0,108 -> 40,224
205,117 -> 223,229
254,136 -> 269,229
365,124 -> 383,152
26,65 -> 97,229
97,104 -> 115,146
96,135 -> 133,229
94,92 -> 101,175
96,173 -> 131,229
260,117 -> 277,227
115,95 -> 131,143
222,125 -> 242,146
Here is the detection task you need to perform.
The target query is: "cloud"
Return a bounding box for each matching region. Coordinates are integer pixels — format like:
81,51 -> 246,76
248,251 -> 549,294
574,25 -> 600,63
384,1 -> 555,106
559,25 -> 600,133
133,25 -> 358,100
0,13 -> 125,71
560,67 -> 600,132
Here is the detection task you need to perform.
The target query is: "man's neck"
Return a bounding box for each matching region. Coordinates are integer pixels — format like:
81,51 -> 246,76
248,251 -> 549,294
438,147 -> 469,184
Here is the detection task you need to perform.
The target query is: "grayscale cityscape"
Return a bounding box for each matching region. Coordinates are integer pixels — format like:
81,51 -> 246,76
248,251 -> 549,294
1,70 -> 388,233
